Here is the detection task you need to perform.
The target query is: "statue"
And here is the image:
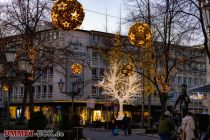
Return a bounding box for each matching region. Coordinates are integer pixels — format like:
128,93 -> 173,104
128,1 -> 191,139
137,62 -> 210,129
174,84 -> 190,119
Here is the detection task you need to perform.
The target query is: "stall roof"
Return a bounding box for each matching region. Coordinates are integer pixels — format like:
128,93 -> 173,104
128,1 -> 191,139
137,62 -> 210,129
189,84 -> 210,93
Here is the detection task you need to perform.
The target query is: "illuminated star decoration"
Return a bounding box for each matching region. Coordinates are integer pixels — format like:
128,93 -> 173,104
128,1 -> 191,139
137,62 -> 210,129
63,21 -> 70,27
71,11 -> 79,20
128,22 -> 153,49
71,63 -> 82,74
129,33 -> 135,41
51,0 -> 85,30
58,1 -> 67,10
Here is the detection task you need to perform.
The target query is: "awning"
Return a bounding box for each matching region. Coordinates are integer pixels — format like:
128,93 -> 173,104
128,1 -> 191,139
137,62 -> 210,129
189,84 -> 210,93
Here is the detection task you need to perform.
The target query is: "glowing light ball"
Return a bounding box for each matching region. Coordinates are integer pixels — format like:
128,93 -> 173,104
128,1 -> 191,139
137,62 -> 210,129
51,0 -> 85,30
128,22 -> 152,48
121,63 -> 134,76
71,63 -> 82,74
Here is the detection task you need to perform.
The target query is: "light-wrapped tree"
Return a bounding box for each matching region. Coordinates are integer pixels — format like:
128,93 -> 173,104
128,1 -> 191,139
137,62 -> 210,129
98,60 -> 143,120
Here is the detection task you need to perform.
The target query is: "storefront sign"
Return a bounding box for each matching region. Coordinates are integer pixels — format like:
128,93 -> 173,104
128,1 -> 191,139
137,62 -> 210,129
87,98 -> 96,109
104,100 -> 111,107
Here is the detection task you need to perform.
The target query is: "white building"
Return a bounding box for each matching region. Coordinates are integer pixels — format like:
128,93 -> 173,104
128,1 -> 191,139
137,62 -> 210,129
0,29 -> 207,123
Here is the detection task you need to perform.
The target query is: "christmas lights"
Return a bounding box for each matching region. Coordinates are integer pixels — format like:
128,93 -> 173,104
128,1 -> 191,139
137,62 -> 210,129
128,22 -> 152,48
51,0 -> 85,30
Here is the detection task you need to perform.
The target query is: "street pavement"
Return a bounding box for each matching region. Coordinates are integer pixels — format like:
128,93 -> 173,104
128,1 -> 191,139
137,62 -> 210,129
0,129 -> 159,140
83,128 -> 159,140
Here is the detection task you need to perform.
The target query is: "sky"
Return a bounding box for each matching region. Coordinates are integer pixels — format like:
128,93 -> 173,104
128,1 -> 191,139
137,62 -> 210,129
78,0 -> 129,35
0,0 -> 130,35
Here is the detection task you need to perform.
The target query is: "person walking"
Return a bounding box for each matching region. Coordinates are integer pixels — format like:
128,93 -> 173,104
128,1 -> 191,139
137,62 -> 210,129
111,115 -> 116,135
123,113 -> 130,135
159,110 -> 176,140
181,111 -> 195,140
199,108 -> 209,140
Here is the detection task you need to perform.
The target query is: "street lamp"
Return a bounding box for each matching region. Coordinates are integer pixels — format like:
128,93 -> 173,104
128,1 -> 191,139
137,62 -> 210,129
0,48 -> 31,140
58,63 -> 83,115
58,76 -> 83,114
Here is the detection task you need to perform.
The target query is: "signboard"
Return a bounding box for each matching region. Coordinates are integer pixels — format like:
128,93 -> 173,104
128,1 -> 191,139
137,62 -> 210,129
104,100 -> 111,107
87,98 -> 96,109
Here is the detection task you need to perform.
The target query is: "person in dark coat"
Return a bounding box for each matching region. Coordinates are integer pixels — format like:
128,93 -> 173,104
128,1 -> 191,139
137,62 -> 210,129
111,115 -> 116,135
123,114 -> 130,135
159,111 -> 176,140
199,108 -> 209,140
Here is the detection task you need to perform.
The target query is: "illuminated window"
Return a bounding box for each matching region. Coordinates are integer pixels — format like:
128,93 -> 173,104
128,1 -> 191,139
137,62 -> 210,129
93,110 -> 101,121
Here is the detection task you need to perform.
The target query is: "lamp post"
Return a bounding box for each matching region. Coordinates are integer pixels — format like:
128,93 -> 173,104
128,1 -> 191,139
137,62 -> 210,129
58,63 -> 83,115
0,48 -> 31,140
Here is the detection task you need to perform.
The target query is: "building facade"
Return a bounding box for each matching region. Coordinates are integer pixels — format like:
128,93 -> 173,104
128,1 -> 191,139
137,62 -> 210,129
0,29 -> 207,126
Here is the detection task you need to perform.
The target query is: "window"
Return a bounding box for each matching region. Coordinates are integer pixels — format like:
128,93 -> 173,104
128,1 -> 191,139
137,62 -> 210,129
53,32 -> 57,39
188,77 -> 192,85
92,86 -> 97,97
48,85 -> 53,93
183,64 -> 187,70
37,85 -> 41,93
177,76 -> 182,84
43,85 -> 47,93
92,68 -> 97,77
92,52 -> 98,60
99,69 -> 104,77
183,76 -> 187,84
42,71 -> 47,78
193,78 -> 197,85
48,67 -> 53,77
175,50 -> 180,55
197,64 -> 200,70
35,85 -> 41,99
98,87 -> 103,95
48,85 -> 53,98
56,32 -> 60,39
42,85 -> 47,98
19,87 -> 24,97
13,86 -> 18,97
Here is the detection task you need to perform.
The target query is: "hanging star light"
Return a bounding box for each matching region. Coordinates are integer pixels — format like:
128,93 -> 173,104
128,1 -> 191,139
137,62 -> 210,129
71,63 -> 82,74
128,22 -> 152,49
51,0 -> 85,30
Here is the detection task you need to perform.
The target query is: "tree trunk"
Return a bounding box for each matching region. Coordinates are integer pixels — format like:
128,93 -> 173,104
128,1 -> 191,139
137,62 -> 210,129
28,80 -> 34,117
117,100 -> 124,120
141,92 -> 145,128
148,94 -> 152,128
20,81 -> 28,123
160,92 -> 167,113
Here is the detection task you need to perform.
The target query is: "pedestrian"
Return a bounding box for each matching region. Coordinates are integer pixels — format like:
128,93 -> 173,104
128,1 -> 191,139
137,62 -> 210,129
123,113 -> 130,135
111,115 -> 116,135
159,110 -> 176,140
181,111 -> 195,140
199,108 -> 209,140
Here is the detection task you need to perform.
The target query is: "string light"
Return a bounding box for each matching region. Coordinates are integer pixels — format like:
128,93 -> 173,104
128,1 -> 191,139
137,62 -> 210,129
121,63 -> 134,76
